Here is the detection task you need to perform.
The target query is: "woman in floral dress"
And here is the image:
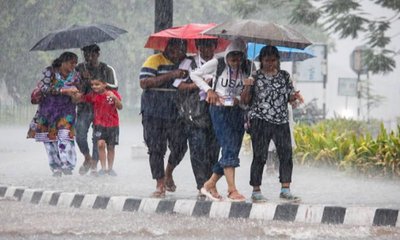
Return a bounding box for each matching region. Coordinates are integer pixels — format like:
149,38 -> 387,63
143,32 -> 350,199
29,52 -> 80,176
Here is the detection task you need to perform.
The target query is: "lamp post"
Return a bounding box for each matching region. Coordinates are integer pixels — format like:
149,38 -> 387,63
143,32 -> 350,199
350,46 -> 369,120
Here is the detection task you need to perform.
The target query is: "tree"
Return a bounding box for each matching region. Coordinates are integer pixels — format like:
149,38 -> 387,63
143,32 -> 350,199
231,0 -> 329,44
0,0 -> 236,106
290,0 -> 399,74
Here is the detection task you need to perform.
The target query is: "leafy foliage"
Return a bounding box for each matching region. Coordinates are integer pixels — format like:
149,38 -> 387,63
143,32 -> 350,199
290,0 -> 398,74
294,119 -> 400,178
0,0 -> 237,107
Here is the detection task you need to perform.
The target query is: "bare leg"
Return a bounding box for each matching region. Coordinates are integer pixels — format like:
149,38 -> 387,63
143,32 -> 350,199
164,162 -> 176,192
224,167 -> 237,193
107,145 -> 115,170
224,167 -> 245,201
83,153 -> 92,166
202,173 -> 222,199
152,178 -> 166,198
97,140 -> 107,170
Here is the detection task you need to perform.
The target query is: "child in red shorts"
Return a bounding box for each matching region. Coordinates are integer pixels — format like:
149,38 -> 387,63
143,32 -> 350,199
76,77 -> 122,176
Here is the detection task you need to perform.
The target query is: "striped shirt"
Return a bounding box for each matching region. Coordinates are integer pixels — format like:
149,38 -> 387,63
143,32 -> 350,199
139,53 -> 180,119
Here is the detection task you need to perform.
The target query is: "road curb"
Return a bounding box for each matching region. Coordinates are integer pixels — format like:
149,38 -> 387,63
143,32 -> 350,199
1,185 -> 398,227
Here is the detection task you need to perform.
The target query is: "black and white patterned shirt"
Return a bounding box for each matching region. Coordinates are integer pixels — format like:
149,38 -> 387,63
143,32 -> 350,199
249,69 -> 294,124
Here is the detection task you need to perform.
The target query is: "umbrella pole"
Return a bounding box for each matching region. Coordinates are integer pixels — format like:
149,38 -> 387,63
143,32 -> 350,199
250,41 -> 256,74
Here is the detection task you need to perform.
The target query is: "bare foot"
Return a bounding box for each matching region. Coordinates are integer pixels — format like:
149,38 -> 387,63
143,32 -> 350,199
165,177 -> 176,192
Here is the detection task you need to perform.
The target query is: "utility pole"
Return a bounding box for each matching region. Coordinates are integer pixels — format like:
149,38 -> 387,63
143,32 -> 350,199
154,0 -> 173,33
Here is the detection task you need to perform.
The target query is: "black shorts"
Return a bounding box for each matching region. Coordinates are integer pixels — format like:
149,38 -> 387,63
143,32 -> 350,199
93,125 -> 119,146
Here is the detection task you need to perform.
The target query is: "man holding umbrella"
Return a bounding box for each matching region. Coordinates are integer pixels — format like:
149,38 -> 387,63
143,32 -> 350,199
75,44 -> 118,176
139,38 -> 189,197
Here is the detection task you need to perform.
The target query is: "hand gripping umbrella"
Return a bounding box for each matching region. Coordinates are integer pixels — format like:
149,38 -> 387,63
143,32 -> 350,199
30,23 -> 128,51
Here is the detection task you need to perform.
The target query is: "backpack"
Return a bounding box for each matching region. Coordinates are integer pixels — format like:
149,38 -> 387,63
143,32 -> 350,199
176,58 -> 211,128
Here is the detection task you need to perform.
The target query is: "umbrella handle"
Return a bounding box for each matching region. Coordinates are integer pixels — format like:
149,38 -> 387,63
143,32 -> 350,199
250,42 -> 256,74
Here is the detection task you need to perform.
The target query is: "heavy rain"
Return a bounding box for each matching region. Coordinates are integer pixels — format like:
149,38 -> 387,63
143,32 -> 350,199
1,0 -> 400,239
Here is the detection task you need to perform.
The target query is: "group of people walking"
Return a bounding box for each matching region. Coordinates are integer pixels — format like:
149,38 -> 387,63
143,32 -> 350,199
28,44 -> 122,177
28,34 -> 303,203
140,37 -> 303,202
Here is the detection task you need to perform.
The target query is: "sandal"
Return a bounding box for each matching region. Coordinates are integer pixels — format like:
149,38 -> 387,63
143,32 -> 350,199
165,179 -> 177,192
200,187 -> 223,201
227,190 -> 246,202
151,187 -> 166,198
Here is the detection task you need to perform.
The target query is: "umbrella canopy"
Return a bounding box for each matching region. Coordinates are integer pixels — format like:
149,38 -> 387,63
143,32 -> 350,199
247,43 -> 315,62
30,23 -> 128,51
204,19 -> 312,50
144,23 -> 230,53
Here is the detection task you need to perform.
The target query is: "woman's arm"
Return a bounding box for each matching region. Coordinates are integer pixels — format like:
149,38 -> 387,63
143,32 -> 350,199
240,77 -> 254,105
190,58 -> 218,92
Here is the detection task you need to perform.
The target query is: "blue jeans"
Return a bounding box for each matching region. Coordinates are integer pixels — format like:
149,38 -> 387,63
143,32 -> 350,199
75,103 -> 98,162
209,105 -> 244,175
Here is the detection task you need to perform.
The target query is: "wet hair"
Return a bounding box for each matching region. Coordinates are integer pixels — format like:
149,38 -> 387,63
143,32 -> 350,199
195,39 -> 218,48
51,51 -> 78,68
166,38 -> 187,52
90,77 -> 106,83
90,72 -> 106,83
81,44 -> 100,53
226,51 -> 244,59
258,46 -> 280,70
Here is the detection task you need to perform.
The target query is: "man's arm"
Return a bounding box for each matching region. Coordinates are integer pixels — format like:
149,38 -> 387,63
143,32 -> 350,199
140,69 -> 187,89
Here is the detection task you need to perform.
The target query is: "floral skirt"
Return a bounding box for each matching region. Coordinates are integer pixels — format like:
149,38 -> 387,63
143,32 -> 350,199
27,111 -> 76,142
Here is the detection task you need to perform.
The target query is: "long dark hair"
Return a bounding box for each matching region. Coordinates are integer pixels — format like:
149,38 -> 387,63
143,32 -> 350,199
258,46 -> 280,70
51,51 -> 78,68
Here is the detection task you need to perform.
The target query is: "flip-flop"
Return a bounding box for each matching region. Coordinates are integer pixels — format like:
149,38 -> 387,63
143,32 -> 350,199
200,187 -> 222,201
227,190 -> 246,202
151,188 -> 166,198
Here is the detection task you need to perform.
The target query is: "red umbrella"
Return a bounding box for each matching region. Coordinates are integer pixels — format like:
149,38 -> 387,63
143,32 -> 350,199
144,23 -> 230,53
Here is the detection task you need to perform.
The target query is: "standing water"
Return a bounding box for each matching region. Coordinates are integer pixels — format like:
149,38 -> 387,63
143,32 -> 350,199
0,120 -> 399,239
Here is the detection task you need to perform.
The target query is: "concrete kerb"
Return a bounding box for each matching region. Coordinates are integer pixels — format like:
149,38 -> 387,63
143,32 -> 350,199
0,185 -> 398,227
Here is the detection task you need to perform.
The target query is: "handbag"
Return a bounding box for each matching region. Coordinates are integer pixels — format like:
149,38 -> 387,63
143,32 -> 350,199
176,89 -> 211,128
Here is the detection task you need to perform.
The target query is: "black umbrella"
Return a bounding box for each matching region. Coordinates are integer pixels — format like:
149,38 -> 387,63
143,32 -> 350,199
30,23 -> 128,51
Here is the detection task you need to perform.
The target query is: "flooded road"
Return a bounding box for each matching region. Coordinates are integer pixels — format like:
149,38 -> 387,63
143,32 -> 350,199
1,121 -> 399,207
1,198 -> 399,240
0,121 -> 400,239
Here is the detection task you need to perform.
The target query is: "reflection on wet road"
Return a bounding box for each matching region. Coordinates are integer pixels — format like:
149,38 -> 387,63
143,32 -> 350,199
1,198 -> 399,240
1,122 -> 400,238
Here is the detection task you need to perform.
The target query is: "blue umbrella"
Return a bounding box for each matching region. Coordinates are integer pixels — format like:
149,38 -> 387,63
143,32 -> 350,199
247,43 -> 315,62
